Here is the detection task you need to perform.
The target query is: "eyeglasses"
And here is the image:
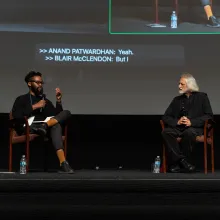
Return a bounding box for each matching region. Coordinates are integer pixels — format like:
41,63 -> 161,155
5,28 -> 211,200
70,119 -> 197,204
30,80 -> 44,85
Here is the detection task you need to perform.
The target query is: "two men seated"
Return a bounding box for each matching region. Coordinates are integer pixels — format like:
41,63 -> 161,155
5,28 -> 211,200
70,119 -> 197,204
12,71 -> 213,174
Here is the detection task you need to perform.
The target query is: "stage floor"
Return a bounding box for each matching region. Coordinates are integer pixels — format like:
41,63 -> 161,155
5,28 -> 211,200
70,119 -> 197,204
1,170 -> 220,218
110,6 -> 220,34
1,170 -> 220,192
111,17 -> 220,34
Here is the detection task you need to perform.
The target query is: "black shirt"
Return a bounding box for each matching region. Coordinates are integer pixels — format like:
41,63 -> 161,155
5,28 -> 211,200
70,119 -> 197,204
12,93 -> 63,120
162,92 -> 213,134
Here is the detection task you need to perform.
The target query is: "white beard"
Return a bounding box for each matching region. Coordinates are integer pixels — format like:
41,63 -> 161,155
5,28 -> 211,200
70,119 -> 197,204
179,90 -> 185,94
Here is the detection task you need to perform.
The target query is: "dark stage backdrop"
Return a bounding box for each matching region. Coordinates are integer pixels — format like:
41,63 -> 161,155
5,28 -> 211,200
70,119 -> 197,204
1,114 -> 220,172
0,0 -> 219,171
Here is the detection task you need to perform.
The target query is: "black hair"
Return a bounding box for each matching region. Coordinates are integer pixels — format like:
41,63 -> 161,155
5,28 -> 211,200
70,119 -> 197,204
24,71 -> 42,83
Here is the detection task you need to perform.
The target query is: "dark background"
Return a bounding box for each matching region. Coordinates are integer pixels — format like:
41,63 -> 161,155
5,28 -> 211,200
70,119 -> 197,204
0,0 -> 108,24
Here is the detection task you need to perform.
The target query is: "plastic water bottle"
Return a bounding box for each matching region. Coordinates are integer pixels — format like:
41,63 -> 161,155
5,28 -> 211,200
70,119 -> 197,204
171,11 -> 177,28
153,156 -> 161,173
20,155 -> 27,174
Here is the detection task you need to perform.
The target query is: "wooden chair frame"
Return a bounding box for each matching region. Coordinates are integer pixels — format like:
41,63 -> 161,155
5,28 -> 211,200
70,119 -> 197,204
8,113 -> 68,172
160,119 -> 214,174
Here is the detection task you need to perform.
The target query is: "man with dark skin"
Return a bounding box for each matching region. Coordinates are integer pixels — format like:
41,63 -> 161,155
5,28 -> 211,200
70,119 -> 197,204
12,71 -> 74,174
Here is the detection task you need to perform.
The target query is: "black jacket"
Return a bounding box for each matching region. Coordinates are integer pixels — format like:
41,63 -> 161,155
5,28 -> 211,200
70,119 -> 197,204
162,92 -> 213,134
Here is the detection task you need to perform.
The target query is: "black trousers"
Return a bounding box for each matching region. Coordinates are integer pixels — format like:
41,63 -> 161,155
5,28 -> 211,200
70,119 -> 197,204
30,110 -> 71,151
161,127 -> 198,166
200,0 -> 211,6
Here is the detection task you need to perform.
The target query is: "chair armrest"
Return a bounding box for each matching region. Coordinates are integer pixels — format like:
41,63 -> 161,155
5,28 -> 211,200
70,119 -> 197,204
9,117 -> 28,128
204,119 -> 215,138
64,124 -> 68,137
9,116 -> 30,136
204,119 -> 215,130
160,120 -> 165,130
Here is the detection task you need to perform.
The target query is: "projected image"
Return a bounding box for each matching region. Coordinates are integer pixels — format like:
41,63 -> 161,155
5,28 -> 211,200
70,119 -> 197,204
0,0 -> 108,34
110,0 -> 220,34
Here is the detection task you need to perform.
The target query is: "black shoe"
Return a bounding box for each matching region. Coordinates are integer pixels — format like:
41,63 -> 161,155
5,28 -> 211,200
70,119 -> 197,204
179,159 -> 195,173
168,164 -> 181,173
58,161 -> 74,174
207,16 -> 220,28
32,123 -> 48,136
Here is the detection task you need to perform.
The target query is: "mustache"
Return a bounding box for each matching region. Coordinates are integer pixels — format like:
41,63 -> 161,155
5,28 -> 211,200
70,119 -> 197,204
31,86 -> 43,95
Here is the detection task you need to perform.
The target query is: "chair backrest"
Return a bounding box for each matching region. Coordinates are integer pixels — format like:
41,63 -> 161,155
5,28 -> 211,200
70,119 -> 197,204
9,111 -> 13,120
9,111 -> 19,137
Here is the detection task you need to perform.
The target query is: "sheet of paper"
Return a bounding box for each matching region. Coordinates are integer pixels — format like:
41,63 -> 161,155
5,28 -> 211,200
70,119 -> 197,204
24,116 -> 54,126
28,116 -> 35,126
32,116 -> 54,123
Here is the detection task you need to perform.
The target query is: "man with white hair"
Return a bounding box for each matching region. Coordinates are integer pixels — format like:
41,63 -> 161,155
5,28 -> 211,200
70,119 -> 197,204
161,73 -> 213,173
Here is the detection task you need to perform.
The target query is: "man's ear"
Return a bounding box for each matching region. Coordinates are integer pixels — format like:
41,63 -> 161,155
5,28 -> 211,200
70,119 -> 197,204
28,82 -> 31,87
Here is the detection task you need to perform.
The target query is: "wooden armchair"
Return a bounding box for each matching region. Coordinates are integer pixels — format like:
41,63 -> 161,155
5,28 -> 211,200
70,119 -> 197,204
160,119 -> 214,174
8,112 -> 68,172
154,0 -> 179,24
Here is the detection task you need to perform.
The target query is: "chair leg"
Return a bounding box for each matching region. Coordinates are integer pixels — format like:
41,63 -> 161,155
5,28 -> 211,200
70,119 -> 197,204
64,140 -> 67,158
44,142 -> 49,172
26,141 -> 30,172
64,126 -> 68,158
204,142 -> 208,174
174,0 -> 178,15
155,0 -> 159,23
9,143 -> 12,172
163,144 -> 166,173
211,142 -> 214,173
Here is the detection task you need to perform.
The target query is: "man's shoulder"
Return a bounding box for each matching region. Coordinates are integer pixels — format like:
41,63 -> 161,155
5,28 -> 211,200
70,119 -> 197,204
14,93 -> 29,101
194,92 -> 208,98
173,92 -> 209,99
172,94 -> 183,101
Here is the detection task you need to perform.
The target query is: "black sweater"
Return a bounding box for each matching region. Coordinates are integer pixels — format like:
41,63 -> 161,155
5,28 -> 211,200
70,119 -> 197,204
12,93 -> 63,121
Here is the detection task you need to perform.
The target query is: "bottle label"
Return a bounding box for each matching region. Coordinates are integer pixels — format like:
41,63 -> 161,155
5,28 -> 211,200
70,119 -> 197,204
20,161 -> 26,166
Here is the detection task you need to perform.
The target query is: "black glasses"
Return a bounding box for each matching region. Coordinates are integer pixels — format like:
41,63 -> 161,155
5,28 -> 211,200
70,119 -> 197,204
30,80 -> 44,85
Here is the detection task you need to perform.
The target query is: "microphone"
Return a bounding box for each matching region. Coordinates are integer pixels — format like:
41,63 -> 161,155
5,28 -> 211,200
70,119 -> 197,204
40,94 -> 46,112
181,108 -> 188,117
56,92 -> 61,98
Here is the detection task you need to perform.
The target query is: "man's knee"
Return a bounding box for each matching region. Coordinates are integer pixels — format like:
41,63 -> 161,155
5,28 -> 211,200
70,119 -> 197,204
55,110 -> 71,123
62,110 -> 71,118
161,128 -> 174,137
182,128 -> 197,138
50,123 -> 62,131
